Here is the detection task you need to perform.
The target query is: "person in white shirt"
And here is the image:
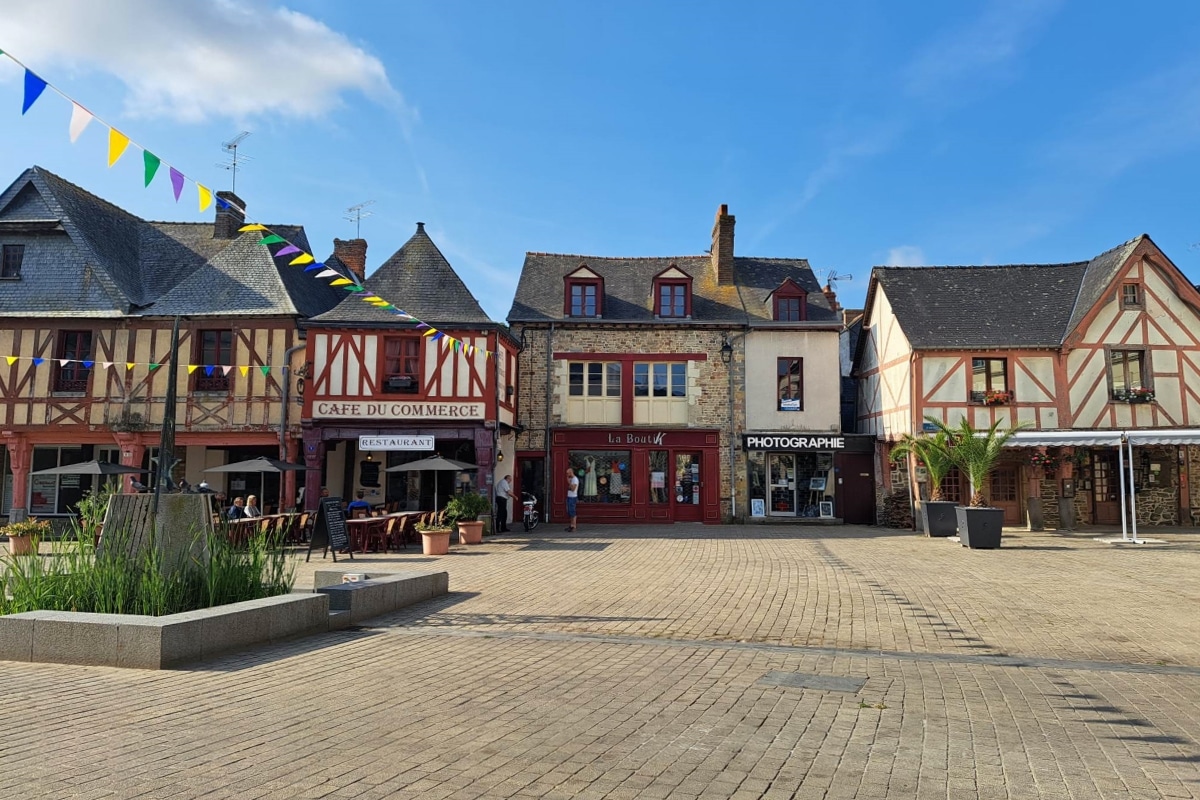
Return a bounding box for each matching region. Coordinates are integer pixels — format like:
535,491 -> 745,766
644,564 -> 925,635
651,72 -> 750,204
244,494 -> 262,518
495,474 -> 517,532
565,467 -> 579,532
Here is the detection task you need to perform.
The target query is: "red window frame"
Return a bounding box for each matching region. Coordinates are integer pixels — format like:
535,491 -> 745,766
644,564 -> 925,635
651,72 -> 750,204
194,329 -> 233,392
772,280 -> 807,321
382,335 -> 423,394
655,280 -> 691,317
54,330 -> 92,392
564,278 -> 603,317
777,357 -> 803,410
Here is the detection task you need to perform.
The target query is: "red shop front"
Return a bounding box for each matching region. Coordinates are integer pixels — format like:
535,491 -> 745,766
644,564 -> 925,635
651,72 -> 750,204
549,427 -> 722,524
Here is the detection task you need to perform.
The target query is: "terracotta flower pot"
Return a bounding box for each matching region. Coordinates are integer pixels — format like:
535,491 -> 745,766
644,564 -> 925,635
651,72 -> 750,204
420,530 -> 452,556
457,520 -> 485,545
7,534 -> 34,556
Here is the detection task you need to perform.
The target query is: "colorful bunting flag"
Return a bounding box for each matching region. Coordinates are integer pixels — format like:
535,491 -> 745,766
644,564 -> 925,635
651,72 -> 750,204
259,234 -> 285,245
22,70 -> 46,114
107,129 -> 131,167
5,356 -> 15,366
275,244 -> 301,257
148,363 -> 160,370
197,184 -> 213,212
169,168 -> 184,201
187,365 -> 198,374
289,254 -> 314,266
239,366 -> 249,377
259,366 -> 270,377
69,103 -> 92,142
126,362 -> 135,370
204,365 -> 215,377
330,278 -> 353,287
238,224 -> 268,232
32,357 -> 43,366
143,152 -> 161,187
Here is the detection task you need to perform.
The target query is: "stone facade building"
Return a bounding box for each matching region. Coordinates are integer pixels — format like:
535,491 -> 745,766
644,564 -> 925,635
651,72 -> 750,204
508,205 -> 851,525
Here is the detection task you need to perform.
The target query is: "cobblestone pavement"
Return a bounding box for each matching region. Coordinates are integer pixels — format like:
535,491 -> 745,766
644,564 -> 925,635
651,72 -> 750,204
4,524 -> 1200,799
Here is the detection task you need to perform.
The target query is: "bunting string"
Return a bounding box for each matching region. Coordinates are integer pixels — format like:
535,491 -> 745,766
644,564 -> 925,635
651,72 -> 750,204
0,46 -> 494,360
1,355 -> 278,377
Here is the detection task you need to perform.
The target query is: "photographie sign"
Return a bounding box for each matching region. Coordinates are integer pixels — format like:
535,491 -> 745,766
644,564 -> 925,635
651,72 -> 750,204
743,434 -> 846,451
359,435 -> 435,451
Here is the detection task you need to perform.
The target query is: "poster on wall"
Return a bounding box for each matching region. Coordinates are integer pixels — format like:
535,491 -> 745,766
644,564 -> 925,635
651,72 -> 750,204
30,475 -> 57,514
751,498 -> 766,517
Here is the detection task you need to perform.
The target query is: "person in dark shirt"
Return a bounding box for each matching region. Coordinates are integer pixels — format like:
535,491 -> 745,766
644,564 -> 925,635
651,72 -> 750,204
228,497 -> 246,520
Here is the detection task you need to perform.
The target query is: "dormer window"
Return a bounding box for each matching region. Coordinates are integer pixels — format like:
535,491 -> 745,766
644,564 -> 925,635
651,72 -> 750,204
652,265 -> 693,319
771,278 -> 808,321
1,244 -> 25,279
564,266 -> 604,318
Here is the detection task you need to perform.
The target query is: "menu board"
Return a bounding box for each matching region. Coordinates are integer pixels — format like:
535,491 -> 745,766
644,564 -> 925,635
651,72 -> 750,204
306,496 -> 352,562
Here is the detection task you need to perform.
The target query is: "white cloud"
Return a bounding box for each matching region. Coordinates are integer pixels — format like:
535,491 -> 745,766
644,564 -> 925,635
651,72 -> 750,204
885,246 -> 926,266
0,0 -> 408,124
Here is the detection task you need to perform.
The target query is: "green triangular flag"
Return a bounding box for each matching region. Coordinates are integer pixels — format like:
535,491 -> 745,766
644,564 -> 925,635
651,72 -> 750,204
148,363 -> 160,370
259,365 -> 270,377
143,152 -> 161,187
259,234 -> 285,245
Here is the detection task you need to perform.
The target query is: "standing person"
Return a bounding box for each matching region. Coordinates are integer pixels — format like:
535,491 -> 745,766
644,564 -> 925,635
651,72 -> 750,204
244,495 -> 262,518
565,467 -> 579,532
228,496 -> 246,520
495,474 -> 517,532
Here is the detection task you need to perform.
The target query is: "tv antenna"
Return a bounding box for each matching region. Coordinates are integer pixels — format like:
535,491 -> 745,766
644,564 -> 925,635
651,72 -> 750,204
218,131 -> 252,193
345,200 -> 376,238
825,269 -> 852,287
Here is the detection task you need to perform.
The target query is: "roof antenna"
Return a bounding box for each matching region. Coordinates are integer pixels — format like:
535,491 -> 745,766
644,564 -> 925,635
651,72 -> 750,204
825,269 -> 852,287
219,131 -> 252,193
345,200 -> 375,238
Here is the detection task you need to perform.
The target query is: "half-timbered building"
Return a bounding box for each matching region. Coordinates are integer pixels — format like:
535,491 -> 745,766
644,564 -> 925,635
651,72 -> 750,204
301,223 -> 519,516
507,204 -> 855,525
855,235 -> 1200,530
0,166 -> 346,521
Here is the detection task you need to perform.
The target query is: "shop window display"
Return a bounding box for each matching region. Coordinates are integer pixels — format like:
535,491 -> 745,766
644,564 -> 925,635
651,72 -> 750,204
568,450 -> 631,503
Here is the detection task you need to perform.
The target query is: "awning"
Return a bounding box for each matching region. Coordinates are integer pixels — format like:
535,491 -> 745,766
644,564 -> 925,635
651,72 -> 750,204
1005,429 -> 1200,448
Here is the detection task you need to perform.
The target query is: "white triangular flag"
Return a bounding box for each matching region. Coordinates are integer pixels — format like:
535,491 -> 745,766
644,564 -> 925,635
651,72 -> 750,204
101,361 -> 113,369
69,103 -> 93,143
222,365 -> 234,376
315,269 -> 341,279
58,359 -> 70,367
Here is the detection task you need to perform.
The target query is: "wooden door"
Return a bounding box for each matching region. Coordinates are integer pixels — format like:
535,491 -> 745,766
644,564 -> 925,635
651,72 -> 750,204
673,451 -> 703,522
1092,451 -> 1122,525
837,453 -> 876,524
988,466 -> 1022,526
768,453 -> 796,516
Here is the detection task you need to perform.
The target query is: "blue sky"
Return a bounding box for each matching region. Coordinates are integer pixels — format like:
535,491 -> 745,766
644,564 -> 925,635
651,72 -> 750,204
2,0 -> 1200,321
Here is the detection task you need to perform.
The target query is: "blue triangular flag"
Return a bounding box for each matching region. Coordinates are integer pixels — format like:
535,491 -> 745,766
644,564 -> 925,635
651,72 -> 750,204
22,70 -> 47,114
304,261 -> 326,272
31,357 -> 44,366
204,365 -> 215,377
82,360 -> 94,369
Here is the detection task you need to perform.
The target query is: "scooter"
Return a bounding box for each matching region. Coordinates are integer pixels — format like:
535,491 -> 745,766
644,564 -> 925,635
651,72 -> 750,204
521,492 -> 540,532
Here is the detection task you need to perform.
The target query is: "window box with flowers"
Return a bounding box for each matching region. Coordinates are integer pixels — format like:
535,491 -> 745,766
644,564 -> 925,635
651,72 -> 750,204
982,389 -> 1013,406
1028,451 -> 1059,478
1125,387 -> 1155,404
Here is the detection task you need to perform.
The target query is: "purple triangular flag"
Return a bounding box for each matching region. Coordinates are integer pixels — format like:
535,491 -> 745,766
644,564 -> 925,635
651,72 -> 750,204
22,70 -> 47,114
274,245 -> 301,257
169,168 -> 184,201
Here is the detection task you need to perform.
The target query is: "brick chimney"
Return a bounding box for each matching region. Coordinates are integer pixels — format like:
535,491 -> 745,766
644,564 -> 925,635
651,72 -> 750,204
711,204 -> 735,285
214,191 -> 245,239
332,238 -> 368,282
823,282 -> 842,314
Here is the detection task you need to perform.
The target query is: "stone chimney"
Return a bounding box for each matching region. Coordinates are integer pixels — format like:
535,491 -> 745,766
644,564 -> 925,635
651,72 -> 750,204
332,238 -> 368,282
711,204 -> 735,285
823,282 -> 842,314
214,191 -> 245,240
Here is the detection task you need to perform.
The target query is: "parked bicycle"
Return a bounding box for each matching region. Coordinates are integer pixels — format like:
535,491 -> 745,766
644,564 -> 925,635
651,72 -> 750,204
521,492 -> 540,532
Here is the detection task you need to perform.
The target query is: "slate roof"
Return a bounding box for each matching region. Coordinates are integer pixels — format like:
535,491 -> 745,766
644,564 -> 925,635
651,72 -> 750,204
507,252 -> 837,324
865,236 -> 1149,350
310,223 -> 493,326
0,166 -> 344,319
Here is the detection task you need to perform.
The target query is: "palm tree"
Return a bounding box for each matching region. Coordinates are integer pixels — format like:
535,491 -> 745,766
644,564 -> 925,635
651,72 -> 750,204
927,417 -> 1027,507
889,422 -> 955,501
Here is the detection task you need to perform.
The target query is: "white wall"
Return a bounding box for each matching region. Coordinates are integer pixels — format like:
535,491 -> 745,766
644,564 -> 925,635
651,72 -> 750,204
745,329 -> 842,432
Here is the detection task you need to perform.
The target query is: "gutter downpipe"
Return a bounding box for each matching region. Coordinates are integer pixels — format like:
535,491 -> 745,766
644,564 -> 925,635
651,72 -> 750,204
279,342 -> 306,510
725,329 -> 748,521
544,322 -> 555,523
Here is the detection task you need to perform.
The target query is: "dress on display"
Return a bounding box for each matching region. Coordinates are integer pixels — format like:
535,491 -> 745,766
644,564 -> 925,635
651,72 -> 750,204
583,456 -> 598,496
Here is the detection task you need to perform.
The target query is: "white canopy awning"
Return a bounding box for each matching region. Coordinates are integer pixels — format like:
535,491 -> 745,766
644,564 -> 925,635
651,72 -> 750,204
1005,429 -> 1200,448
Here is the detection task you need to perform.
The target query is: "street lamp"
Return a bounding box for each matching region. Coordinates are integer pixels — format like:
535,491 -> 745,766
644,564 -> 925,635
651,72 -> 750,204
720,337 -> 733,364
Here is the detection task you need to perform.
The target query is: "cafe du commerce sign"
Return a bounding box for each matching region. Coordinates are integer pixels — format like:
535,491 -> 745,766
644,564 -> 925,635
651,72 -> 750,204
743,433 -> 846,451
314,400 -> 485,421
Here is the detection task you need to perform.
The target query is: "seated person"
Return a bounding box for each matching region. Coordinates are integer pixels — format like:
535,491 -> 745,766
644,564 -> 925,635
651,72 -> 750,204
227,496 -> 246,520
346,490 -> 372,518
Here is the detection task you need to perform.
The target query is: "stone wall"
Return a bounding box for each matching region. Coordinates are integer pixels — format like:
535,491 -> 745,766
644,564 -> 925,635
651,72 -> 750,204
877,450 -> 913,528
1039,479 -> 1061,529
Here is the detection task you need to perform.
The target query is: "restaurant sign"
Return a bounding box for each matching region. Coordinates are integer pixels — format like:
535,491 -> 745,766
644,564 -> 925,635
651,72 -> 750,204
314,401 -> 484,421
358,435 -> 435,451
743,434 -> 846,451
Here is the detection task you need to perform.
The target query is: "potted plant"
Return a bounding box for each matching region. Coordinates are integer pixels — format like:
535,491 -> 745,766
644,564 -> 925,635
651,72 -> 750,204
982,389 -> 1013,406
2,518 -> 50,556
415,519 -> 453,556
929,417 -> 1026,548
890,421 -> 958,537
1127,386 -> 1154,404
445,492 -> 491,545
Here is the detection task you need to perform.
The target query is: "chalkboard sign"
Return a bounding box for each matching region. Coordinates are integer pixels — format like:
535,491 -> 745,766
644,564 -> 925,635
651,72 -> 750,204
306,496 -> 352,562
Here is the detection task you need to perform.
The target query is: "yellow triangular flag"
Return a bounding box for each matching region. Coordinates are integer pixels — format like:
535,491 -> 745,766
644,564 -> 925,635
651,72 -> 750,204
197,184 -> 213,212
289,253 -> 314,265
330,278 -> 352,287
187,365 -> 198,374
126,362 -> 135,370
5,356 -> 17,365
239,366 -> 249,377
108,128 -> 131,167
238,223 -> 268,232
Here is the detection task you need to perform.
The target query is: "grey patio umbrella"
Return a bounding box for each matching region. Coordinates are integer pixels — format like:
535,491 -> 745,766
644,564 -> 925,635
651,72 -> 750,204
203,457 -> 307,473
31,460 -> 147,476
384,456 -> 478,511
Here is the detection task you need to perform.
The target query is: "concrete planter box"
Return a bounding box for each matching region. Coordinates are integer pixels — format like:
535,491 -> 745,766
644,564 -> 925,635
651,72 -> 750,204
920,501 -> 959,537
0,569 -> 449,669
956,506 -> 1004,549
